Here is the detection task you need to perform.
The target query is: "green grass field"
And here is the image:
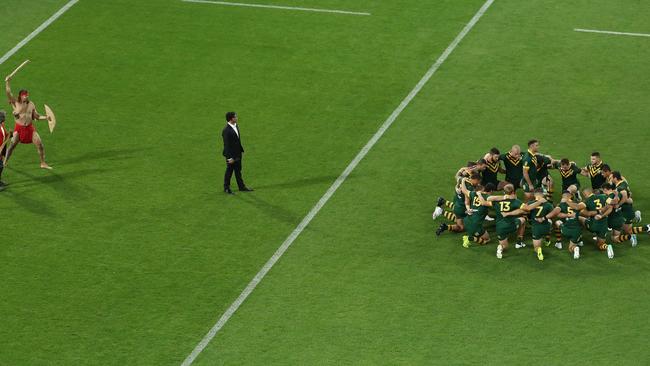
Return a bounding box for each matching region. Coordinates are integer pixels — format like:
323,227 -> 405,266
1,0 -> 649,364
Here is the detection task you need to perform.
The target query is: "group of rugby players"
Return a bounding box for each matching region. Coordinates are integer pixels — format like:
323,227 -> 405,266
432,139 -> 649,261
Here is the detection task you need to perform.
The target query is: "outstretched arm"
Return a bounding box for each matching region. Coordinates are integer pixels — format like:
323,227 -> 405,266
477,192 -> 493,207
503,208 -> 525,217
459,179 -> 472,198
5,77 -> 14,105
459,181 -> 472,210
521,198 -> 547,212
566,201 -> 586,211
487,195 -> 507,202
581,209 -> 597,218
596,205 -> 613,219
32,106 -> 47,121
542,207 -> 561,222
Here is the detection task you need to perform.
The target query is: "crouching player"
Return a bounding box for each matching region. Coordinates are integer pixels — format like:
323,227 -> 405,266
527,189 -> 556,260
436,174 -> 480,236
612,172 -> 650,245
603,183 -> 629,245
602,183 -> 650,246
433,163 -> 477,219
462,183 -> 496,248
480,184 -> 545,259
568,188 -> 615,259
499,188 -> 552,261
557,191 -> 585,259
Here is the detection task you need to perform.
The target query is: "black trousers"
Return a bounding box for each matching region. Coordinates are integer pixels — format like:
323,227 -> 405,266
224,158 -> 245,190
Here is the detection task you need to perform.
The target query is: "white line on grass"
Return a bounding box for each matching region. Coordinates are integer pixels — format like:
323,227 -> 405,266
0,0 -> 80,66
574,28 -> 650,38
182,0 -> 370,16
180,0 -> 495,364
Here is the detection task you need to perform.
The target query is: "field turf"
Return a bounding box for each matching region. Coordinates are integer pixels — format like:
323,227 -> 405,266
1,0 -> 649,364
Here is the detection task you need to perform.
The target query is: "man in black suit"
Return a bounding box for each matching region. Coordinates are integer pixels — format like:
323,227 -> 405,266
222,112 -> 253,194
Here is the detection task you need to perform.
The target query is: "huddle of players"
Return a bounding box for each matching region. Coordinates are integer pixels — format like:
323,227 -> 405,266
431,139 -> 649,261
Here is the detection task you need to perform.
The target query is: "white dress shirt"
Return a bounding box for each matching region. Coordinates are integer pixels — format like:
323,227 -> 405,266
228,122 -> 239,137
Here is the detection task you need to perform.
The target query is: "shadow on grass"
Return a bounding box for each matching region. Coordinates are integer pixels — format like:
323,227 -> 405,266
236,193 -> 301,225
6,167 -> 112,202
252,175 -> 339,190
54,147 -> 151,166
2,189 -> 57,218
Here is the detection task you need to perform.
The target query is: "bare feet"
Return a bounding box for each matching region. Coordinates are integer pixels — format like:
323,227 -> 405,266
40,162 -> 52,170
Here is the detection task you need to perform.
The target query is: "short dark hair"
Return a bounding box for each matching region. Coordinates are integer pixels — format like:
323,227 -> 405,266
467,161 -> 477,168
601,164 -> 611,172
560,158 -> 570,165
562,190 -> 571,195
0,110 -> 5,123
490,147 -> 500,155
527,139 -> 538,147
470,173 -> 481,180
484,183 -> 496,192
591,152 -> 600,157
478,159 -> 487,164
601,183 -> 614,190
612,171 -> 622,180
534,188 -> 544,194
225,112 -> 237,122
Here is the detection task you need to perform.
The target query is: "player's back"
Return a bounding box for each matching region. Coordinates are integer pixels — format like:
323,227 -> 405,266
585,194 -> 607,213
559,201 -> 581,227
494,198 -> 522,222
470,191 -> 489,219
528,200 -> 553,223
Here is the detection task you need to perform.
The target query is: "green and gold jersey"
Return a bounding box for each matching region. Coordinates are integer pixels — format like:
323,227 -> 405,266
585,161 -> 605,189
469,191 -> 490,219
584,194 -> 608,221
615,180 -> 633,210
522,150 -> 539,183
607,191 -> 624,216
616,180 -> 631,198
454,178 -> 475,207
606,192 -> 617,204
559,201 -> 581,228
481,159 -> 500,186
494,198 -> 523,223
528,200 -> 554,225
555,162 -> 581,190
536,155 -> 552,178
500,152 -> 523,184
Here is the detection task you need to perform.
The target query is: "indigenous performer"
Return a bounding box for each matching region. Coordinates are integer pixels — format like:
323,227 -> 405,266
4,72 -> 52,169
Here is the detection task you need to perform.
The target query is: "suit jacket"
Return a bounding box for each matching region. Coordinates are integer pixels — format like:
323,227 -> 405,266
222,124 -> 244,160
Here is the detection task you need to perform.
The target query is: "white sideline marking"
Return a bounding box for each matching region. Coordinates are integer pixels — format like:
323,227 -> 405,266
180,0 -> 495,364
574,28 -> 650,38
0,0 -> 80,66
182,0 -> 370,16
